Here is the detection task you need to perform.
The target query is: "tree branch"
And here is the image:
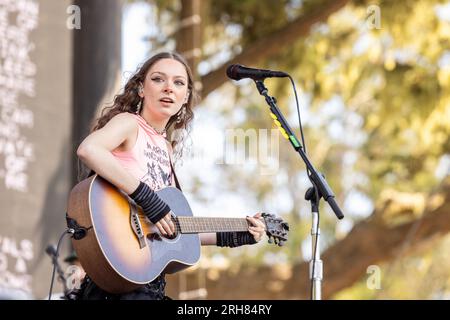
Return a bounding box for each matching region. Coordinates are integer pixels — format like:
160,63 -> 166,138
199,0 -> 350,98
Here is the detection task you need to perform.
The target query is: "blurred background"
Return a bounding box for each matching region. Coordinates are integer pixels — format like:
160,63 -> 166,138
1,0 -> 450,300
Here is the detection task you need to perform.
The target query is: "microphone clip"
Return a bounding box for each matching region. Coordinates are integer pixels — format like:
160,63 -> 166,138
65,213 -> 92,240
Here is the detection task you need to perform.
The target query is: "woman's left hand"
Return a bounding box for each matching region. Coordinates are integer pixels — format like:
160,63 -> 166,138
246,213 -> 266,242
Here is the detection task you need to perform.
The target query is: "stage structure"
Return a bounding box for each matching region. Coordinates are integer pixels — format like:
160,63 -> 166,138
0,0 -> 121,299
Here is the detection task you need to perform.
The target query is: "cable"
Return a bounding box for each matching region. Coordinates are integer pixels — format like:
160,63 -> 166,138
47,228 -> 74,300
288,75 -> 307,154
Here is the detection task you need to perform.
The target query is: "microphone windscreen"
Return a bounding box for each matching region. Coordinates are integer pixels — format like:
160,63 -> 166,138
226,64 -> 242,80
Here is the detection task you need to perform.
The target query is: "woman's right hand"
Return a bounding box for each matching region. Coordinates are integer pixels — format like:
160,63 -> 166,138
154,211 -> 176,236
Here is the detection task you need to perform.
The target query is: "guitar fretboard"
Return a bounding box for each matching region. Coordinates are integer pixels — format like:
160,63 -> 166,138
174,217 -> 250,233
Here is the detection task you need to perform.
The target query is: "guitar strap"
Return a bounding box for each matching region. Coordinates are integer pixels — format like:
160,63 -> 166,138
166,139 -> 182,191
170,160 -> 182,191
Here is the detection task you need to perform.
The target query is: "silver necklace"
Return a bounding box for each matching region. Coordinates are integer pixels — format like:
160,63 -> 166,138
148,123 -> 166,136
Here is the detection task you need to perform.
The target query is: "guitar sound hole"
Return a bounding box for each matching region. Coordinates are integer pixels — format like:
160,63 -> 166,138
147,233 -> 161,241
146,230 -> 178,241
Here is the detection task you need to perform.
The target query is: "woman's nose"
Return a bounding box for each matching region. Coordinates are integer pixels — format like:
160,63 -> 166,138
163,82 -> 174,93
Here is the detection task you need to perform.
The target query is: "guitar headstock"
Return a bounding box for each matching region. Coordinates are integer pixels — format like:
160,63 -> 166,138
262,213 -> 289,247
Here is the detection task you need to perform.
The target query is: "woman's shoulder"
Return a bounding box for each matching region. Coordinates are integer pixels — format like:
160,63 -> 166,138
107,112 -> 139,130
99,112 -> 140,143
110,112 -> 138,123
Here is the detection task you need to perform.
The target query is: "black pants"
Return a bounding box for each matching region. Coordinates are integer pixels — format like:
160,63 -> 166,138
71,274 -> 170,300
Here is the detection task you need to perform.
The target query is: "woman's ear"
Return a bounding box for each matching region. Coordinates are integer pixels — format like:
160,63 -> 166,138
184,90 -> 191,103
138,83 -> 144,97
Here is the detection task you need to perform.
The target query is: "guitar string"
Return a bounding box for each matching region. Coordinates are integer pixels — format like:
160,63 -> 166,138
168,217 -> 249,234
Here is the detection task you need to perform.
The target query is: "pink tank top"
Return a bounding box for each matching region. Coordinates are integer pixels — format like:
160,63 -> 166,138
112,114 -> 174,191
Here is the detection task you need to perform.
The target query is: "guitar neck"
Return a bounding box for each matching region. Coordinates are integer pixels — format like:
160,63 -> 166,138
175,217 -> 251,234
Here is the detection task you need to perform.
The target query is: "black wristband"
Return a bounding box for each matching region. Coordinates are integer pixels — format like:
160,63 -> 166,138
128,181 -> 171,224
216,231 -> 257,248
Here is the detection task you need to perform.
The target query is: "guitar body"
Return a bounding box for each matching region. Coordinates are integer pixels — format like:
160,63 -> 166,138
67,175 -> 201,294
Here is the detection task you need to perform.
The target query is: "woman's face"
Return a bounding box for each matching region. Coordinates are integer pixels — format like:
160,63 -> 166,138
139,58 -> 190,122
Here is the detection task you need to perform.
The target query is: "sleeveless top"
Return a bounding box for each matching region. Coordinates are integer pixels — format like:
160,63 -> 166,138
111,114 -> 174,190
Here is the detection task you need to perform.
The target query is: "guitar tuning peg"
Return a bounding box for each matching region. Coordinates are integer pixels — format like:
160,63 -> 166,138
268,236 -> 273,244
278,240 -> 285,247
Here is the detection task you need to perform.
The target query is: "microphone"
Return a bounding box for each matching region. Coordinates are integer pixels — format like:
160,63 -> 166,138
226,64 -> 288,81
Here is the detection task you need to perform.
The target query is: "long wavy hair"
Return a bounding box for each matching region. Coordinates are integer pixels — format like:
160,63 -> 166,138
92,52 -> 198,160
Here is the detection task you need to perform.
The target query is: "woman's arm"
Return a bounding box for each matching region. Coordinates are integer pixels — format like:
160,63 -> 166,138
199,214 -> 266,246
77,113 -> 175,236
200,233 -> 217,246
77,113 -> 140,194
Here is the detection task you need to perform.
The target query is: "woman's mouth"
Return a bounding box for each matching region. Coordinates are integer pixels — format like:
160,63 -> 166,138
159,97 -> 174,104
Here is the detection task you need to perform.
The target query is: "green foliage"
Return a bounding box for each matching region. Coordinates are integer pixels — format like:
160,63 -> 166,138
209,0 -> 292,45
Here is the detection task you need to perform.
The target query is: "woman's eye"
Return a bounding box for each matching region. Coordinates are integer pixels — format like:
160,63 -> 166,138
175,80 -> 185,86
151,77 -> 163,82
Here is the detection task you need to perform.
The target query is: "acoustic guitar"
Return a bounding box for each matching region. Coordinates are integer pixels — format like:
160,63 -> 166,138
66,174 -> 289,293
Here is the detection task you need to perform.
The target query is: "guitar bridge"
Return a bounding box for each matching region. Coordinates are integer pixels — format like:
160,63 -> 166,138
129,201 -> 147,249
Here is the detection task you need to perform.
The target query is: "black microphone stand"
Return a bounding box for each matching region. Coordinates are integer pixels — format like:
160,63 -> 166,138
254,80 -> 344,300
